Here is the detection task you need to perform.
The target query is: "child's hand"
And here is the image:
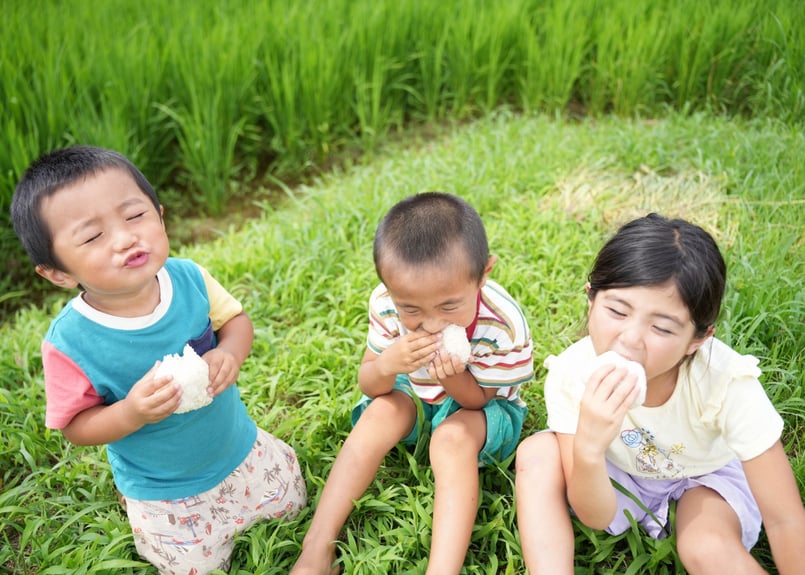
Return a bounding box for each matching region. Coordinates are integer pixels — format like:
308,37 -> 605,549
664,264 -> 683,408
575,365 -> 639,457
202,348 -> 241,397
427,348 -> 470,381
378,330 -> 441,376
123,362 -> 183,425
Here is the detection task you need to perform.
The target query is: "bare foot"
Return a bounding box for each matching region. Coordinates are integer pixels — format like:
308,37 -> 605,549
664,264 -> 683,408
289,546 -> 339,575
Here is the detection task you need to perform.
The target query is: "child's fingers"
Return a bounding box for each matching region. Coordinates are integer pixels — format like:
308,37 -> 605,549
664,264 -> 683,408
437,350 -> 464,374
144,361 -> 172,387
585,365 -> 634,414
602,368 -> 638,410
129,362 -> 171,399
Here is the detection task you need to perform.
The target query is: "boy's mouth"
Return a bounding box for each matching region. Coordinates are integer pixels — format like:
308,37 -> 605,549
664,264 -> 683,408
124,251 -> 149,268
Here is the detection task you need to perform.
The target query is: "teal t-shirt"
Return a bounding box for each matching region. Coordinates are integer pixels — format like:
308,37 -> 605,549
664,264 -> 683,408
43,258 -> 256,499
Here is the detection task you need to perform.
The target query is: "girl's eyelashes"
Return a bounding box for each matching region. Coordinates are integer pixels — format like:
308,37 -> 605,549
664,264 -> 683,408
603,305 -> 677,335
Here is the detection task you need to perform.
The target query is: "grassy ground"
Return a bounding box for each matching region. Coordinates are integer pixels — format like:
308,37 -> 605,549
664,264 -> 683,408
1,111 -> 803,574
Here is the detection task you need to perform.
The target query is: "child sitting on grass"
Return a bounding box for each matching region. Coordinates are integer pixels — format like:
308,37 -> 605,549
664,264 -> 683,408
11,146 -> 307,574
515,213 -> 805,574
291,192 -> 534,575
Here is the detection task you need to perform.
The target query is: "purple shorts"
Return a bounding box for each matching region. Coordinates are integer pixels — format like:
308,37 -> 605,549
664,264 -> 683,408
604,459 -> 761,550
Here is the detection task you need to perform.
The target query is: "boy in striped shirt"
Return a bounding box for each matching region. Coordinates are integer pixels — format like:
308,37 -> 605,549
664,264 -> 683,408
292,192 -> 533,575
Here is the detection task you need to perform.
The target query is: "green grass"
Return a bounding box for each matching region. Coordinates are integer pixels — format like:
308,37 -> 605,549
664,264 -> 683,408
1,111 -> 803,573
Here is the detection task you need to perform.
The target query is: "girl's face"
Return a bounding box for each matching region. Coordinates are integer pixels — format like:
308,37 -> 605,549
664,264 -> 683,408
587,282 -> 711,387
36,167 -> 169,316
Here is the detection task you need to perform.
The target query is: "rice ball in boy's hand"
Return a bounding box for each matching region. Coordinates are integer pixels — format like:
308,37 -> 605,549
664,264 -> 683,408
588,351 -> 647,408
441,323 -> 472,363
155,344 -> 212,414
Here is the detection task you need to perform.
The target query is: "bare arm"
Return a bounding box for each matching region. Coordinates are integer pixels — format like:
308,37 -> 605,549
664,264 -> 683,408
429,350 -> 497,409
556,432 -> 618,529
357,347 -> 396,397
440,371 -> 498,409
742,441 -> 805,575
62,363 -> 181,445
358,331 -> 440,398
205,311 -> 254,396
557,364 -> 639,529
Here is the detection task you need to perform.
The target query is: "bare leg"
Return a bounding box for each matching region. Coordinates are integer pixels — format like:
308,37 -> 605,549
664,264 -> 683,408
515,433 -> 574,575
676,487 -> 767,575
425,409 -> 487,575
290,391 -> 417,575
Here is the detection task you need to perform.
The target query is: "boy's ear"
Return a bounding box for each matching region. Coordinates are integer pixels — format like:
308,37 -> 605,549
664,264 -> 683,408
479,255 -> 498,286
35,265 -> 79,289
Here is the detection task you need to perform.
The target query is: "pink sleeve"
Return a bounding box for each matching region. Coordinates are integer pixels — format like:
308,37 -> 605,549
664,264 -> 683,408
41,341 -> 104,429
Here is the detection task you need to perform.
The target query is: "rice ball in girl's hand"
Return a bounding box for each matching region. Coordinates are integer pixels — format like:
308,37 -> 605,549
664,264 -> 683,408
588,351 -> 647,408
441,324 -> 472,363
155,344 -> 212,414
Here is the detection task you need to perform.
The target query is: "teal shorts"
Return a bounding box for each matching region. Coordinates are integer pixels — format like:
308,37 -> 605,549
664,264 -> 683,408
351,374 -> 527,466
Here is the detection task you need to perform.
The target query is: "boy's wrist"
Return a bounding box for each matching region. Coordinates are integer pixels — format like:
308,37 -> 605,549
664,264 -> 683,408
117,397 -> 146,433
373,354 -> 396,379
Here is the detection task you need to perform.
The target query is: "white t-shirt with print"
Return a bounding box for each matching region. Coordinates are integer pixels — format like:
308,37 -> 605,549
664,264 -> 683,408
545,336 -> 783,479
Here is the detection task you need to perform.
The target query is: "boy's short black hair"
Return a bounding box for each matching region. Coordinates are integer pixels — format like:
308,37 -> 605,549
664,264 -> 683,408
373,192 -> 489,283
11,146 -> 160,270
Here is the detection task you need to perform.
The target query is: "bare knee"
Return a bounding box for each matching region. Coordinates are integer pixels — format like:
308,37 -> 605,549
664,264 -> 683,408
516,432 -> 562,474
429,412 -> 485,466
349,392 -> 416,450
430,418 -> 475,456
361,391 -> 415,422
676,489 -> 751,575
677,528 -> 741,575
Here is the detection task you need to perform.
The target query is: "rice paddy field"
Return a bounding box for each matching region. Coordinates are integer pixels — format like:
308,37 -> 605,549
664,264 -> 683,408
1,1 -> 803,573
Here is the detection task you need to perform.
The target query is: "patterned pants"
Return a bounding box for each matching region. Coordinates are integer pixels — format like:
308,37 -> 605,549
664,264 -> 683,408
126,428 -> 306,574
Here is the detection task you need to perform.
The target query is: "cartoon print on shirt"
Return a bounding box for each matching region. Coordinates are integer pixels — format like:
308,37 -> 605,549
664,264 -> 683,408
620,427 -> 686,478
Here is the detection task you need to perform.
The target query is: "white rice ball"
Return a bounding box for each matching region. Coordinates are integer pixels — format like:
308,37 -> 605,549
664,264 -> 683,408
441,324 -> 472,363
155,344 -> 212,414
588,351 -> 647,408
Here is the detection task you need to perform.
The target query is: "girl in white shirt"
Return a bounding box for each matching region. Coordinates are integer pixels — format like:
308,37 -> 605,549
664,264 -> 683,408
515,213 -> 805,575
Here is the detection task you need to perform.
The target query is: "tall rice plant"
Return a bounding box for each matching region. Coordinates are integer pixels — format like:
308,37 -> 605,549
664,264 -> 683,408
518,0 -> 591,112
346,2 -> 414,149
3,0 -> 805,318
157,5 -> 260,214
582,1 -> 672,116
253,3 -> 341,172
749,10 -> 805,123
665,0 -> 760,115
408,3 -> 453,122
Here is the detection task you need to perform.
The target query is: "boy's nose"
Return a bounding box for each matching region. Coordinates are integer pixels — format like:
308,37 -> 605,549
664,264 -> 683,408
421,318 -> 445,335
113,230 -> 138,251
